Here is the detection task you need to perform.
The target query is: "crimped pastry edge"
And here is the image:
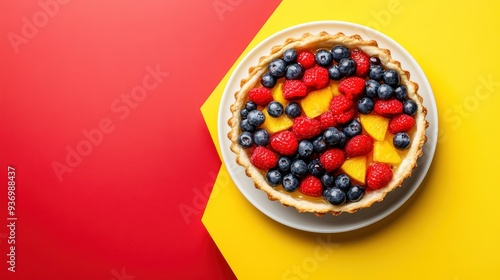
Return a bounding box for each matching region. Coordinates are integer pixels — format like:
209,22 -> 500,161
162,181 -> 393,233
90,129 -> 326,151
227,31 -> 428,216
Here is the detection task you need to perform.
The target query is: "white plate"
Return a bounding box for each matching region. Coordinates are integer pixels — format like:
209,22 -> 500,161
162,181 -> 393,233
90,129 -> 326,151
217,21 -> 437,233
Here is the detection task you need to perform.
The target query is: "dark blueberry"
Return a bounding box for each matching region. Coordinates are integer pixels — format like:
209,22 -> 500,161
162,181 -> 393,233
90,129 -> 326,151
331,45 -> 351,62
267,101 -> 284,118
261,73 -> 277,88
298,140 -> 314,158
323,187 -> 346,205
238,131 -> 253,148
394,85 -> 407,101
315,49 -> 333,67
368,65 -> 384,81
370,56 -> 381,65
247,110 -> 265,127
285,102 -> 301,119
282,173 -> 299,192
312,136 -> 327,153
357,97 -> 374,114
277,157 -> 292,173
290,159 -> 308,178
283,49 -> 298,64
347,185 -> 365,202
320,173 -> 335,189
266,169 -> 282,187
308,159 -> 325,177
253,129 -> 270,146
245,101 -> 257,111
343,120 -> 362,138
240,119 -> 256,132
323,127 -> 342,146
403,99 -> 418,116
338,58 -> 356,76
377,84 -> 394,100
285,63 -> 303,80
337,131 -> 347,148
393,132 -> 411,150
383,69 -> 400,86
268,58 -> 287,78
328,65 -> 343,80
365,79 -> 380,98
240,108 -> 249,119
334,174 -> 351,192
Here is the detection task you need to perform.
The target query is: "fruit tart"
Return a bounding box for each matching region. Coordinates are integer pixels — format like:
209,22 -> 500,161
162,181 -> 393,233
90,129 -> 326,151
227,31 -> 428,215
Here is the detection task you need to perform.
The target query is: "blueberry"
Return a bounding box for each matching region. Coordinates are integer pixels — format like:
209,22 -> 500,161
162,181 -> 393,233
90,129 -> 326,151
321,173 -> 335,189
240,108 -> 249,119
298,140 -> 314,158
261,73 -> 277,88
253,129 -> 270,146
240,119 -> 256,132
377,84 -> 394,100
331,45 -> 351,62
245,101 -> 257,111
368,65 -> 384,81
312,136 -> 327,153
285,102 -> 301,118
383,69 -> 400,86
267,101 -> 284,118
338,58 -> 356,76
266,169 -> 282,187
323,187 -> 346,205
315,49 -> 333,67
277,157 -> 292,173
370,56 -> 381,65
247,110 -> 265,126
283,49 -> 298,64
337,131 -> 347,148
343,120 -> 362,138
365,79 -> 380,98
290,159 -> 308,178
357,97 -> 374,114
393,132 -> 411,150
308,159 -> 325,177
334,174 -> 351,191
347,185 -> 365,202
394,85 -> 407,101
403,99 -> 418,116
328,65 -> 343,80
238,131 -> 253,148
282,173 -> 299,192
285,63 -> 303,80
268,58 -> 287,78
323,127 -> 342,146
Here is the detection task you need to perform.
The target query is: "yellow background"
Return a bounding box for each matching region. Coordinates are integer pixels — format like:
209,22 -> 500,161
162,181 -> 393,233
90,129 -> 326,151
201,0 -> 500,279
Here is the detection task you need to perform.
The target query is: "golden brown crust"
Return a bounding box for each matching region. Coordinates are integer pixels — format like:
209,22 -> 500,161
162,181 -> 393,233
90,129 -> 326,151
227,32 -> 428,216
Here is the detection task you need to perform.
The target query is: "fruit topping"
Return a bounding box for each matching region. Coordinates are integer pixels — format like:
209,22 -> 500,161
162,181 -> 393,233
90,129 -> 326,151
250,146 -> 278,170
260,108 -> 293,134
270,131 -> 298,156
366,162 -> 393,190
319,148 -> 346,172
388,114 -> 415,134
323,187 -> 346,205
253,129 -> 270,146
347,185 -> 365,202
300,85 -> 334,118
318,111 -> 338,130
284,102 -> 301,119
302,65 -> 330,90
268,58 -> 287,78
357,97 -> 374,114
359,114 -> 389,141
393,132 -> 411,150
331,45 -> 351,62
282,173 -> 300,192
315,49 -> 334,67
350,49 -> 370,77
299,175 -> 324,197
338,77 -> 366,99
282,80 -> 308,100
297,51 -> 316,69
246,109 -> 265,127
345,135 -> 374,157
267,101 -> 284,118
261,73 -> 277,88
292,116 -> 322,140
249,87 -> 273,106
266,169 -> 282,187
373,140 -> 402,165
340,156 -> 367,184
283,49 -> 298,64
285,63 -> 303,80
403,99 -> 418,116
374,98 -> 403,118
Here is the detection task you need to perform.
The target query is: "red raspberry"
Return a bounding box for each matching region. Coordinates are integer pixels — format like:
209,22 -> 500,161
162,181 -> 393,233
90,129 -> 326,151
298,175 -> 323,197
317,111 -> 338,130
338,77 -> 366,100
320,148 -> 346,172
366,162 -> 393,190
350,49 -> 370,77
330,95 -> 354,115
282,80 -> 308,101
374,98 -> 403,118
334,108 -> 356,124
270,131 -> 299,156
388,114 -> 416,134
250,146 -> 278,170
248,87 -> 273,106
292,116 -> 321,140
297,51 -> 316,69
345,135 -> 374,157
302,65 -> 330,90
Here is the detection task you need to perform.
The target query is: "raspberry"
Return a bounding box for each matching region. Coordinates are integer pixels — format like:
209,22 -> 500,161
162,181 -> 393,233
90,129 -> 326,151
297,51 -> 316,69
366,162 -> 393,190
350,49 -> 370,77
374,98 -> 403,117
282,80 -> 308,101
250,146 -> 278,170
270,131 -> 299,156
388,114 -> 416,134
330,95 -> 354,115
317,111 -> 338,130
334,108 -> 356,124
338,77 -> 366,100
298,175 -> 323,197
345,135 -> 374,157
302,65 -> 330,90
320,148 -> 346,172
248,87 -> 273,106
292,116 -> 321,140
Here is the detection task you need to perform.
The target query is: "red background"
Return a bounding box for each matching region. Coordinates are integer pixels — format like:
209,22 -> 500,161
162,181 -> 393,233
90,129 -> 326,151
0,0 -> 281,279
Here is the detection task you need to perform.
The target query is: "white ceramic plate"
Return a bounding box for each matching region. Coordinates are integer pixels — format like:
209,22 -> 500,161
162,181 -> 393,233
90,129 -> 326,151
218,21 -> 437,233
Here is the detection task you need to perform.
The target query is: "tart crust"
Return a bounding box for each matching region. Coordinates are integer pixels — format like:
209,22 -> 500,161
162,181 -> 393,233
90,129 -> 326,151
227,31 -> 428,216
